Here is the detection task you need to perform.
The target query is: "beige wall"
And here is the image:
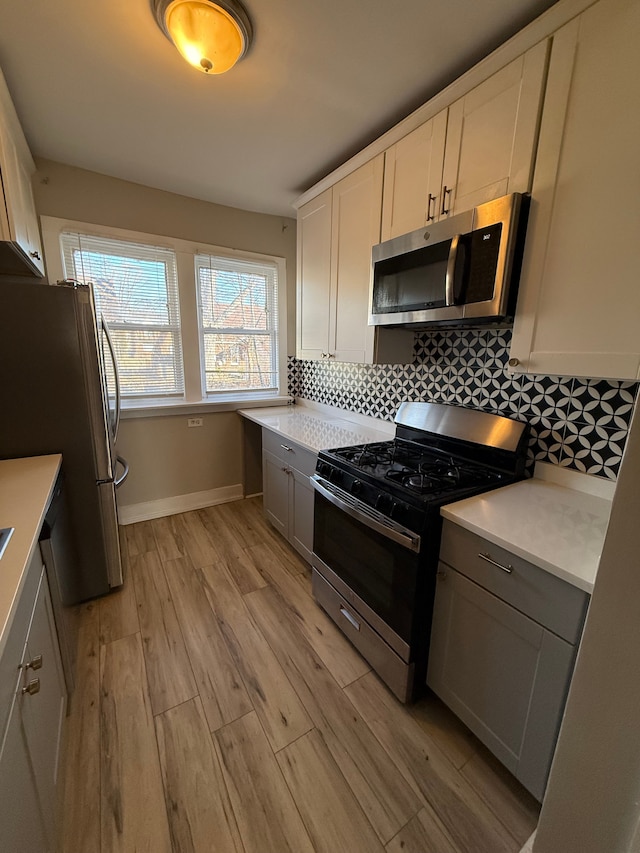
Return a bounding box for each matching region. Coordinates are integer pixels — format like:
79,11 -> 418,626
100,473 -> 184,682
115,412 -> 243,507
33,159 -> 296,509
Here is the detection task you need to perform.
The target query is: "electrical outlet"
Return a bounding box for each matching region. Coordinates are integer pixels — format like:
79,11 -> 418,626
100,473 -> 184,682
187,417 -> 203,428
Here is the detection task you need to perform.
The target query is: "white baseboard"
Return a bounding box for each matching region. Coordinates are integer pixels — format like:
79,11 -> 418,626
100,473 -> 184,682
118,484 -> 244,525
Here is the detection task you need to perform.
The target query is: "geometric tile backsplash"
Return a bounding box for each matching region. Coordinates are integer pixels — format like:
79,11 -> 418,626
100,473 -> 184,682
288,328 -> 638,481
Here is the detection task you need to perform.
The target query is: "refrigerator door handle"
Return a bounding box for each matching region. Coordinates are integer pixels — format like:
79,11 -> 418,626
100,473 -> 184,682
76,288 -> 114,482
101,316 -> 121,442
115,455 -> 129,488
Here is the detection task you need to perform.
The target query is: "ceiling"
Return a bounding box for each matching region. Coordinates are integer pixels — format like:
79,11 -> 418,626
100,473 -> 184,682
0,0 -> 559,217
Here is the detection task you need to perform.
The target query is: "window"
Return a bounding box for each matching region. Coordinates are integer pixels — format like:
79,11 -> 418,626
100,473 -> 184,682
44,218 -> 287,409
196,254 -> 278,394
60,232 -> 184,399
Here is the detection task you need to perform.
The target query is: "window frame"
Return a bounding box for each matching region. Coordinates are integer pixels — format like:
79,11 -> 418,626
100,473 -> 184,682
58,232 -> 186,401
40,216 -> 289,414
195,252 -> 280,398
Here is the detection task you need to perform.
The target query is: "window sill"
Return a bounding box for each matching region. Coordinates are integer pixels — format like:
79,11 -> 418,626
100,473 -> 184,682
120,395 -> 293,420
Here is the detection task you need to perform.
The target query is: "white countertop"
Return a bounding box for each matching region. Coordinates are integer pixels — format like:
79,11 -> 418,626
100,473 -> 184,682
441,464 -> 614,593
238,402 -> 394,453
0,455 -> 62,655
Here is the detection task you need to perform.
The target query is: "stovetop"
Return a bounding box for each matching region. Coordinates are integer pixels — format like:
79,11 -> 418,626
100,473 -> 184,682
328,439 -> 506,496
316,437 -> 516,532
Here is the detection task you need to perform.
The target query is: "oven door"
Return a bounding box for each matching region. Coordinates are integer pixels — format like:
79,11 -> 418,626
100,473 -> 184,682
311,477 -> 421,660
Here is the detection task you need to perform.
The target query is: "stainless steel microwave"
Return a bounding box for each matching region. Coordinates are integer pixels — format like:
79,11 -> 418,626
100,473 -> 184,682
370,193 -> 528,328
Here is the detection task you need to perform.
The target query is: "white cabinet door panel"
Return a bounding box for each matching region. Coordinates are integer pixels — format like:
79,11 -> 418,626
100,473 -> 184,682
510,0 -> 640,379
296,188 -> 332,359
381,110 -> 447,240
441,41 -> 548,217
330,155 -> 384,363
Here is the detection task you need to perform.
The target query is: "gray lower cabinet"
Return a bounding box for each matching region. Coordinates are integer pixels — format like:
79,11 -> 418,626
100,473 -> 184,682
262,429 -> 317,562
428,520 -> 589,801
0,551 -> 67,852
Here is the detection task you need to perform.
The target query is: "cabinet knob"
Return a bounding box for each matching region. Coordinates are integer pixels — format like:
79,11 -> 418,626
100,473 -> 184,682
22,678 -> 40,696
508,357 -> 520,367
327,352 -> 335,359
29,250 -> 41,260
25,654 -> 43,671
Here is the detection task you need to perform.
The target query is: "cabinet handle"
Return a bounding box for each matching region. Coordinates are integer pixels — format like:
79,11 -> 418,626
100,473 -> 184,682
426,193 -> 436,222
508,357 -> 520,367
441,185 -> 452,216
29,250 -> 41,260
478,552 -> 513,574
339,607 -> 360,631
22,678 -> 40,696
25,654 -> 43,671
280,444 -> 292,452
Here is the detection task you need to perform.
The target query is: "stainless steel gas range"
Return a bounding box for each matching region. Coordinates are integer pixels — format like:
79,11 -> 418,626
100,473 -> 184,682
310,401 -> 529,703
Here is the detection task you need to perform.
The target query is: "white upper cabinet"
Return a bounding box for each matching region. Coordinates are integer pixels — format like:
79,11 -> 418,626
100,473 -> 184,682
381,110 -> 447,240
440,41 -> 549,219
296,188 -> 332,360
0,68 -> 44,277
329,155 -> 384,364
509,0 -> 640,380
297,157 -> 413,364
379,42 -> 548,241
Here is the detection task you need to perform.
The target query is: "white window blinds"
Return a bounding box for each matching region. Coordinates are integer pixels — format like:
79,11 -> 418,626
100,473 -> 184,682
60,232 -> 184,398
196,254 -> 279,395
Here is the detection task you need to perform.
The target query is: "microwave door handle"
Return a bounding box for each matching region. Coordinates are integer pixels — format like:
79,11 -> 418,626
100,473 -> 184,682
445,234 -> 461,306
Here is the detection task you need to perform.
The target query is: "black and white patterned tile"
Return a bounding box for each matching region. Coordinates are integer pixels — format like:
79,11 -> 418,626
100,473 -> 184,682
560,422 -> 628,480
289,329 -> 638,481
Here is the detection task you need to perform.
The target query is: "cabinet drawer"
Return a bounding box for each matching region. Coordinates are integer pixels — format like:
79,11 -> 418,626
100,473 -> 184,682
439,521 -> 588,644
262,429 -> 317,476
0,551 -> 43,739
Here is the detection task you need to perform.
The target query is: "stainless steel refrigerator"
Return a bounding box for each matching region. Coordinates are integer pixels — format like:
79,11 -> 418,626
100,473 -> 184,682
0,279 -> 128,602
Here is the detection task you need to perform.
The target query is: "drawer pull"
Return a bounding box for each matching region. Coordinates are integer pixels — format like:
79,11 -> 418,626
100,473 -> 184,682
25,654 -> 43,671
339,607 -> 360,631
280,444 -> 292,452
479,552 -> 513,574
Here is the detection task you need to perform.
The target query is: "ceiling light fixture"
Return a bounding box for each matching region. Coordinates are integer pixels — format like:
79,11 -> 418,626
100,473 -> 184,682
152,0 -> 252,75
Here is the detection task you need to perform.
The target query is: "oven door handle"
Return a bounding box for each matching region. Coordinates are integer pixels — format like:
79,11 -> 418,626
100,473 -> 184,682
311,475 -> 421,553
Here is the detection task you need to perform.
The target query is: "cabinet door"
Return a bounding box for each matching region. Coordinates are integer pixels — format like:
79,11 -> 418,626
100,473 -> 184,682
296,188 -> 332,359
440,41 -> 548,218
428,565 -> 575,800
290,466 -> 314,563
509,0 -> 640,380
330,155 -> 384,363
21,571 -> 67,848
381,110 -> 447,240
0,70 -> 45,276
262,448 -> 289,538
0,684 -> 49,853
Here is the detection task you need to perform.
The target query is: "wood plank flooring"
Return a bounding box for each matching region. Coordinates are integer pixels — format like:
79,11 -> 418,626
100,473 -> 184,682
57,497 -> 539,853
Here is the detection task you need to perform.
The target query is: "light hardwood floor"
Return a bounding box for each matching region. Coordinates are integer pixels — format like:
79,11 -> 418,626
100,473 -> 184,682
57,497 -> 539,853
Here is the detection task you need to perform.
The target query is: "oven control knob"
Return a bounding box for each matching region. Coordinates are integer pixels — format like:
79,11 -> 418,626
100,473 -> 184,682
351,479 -> 362,495
317,462 -> 331,478
330,468 -> 342,484
375,493 -> 393,513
